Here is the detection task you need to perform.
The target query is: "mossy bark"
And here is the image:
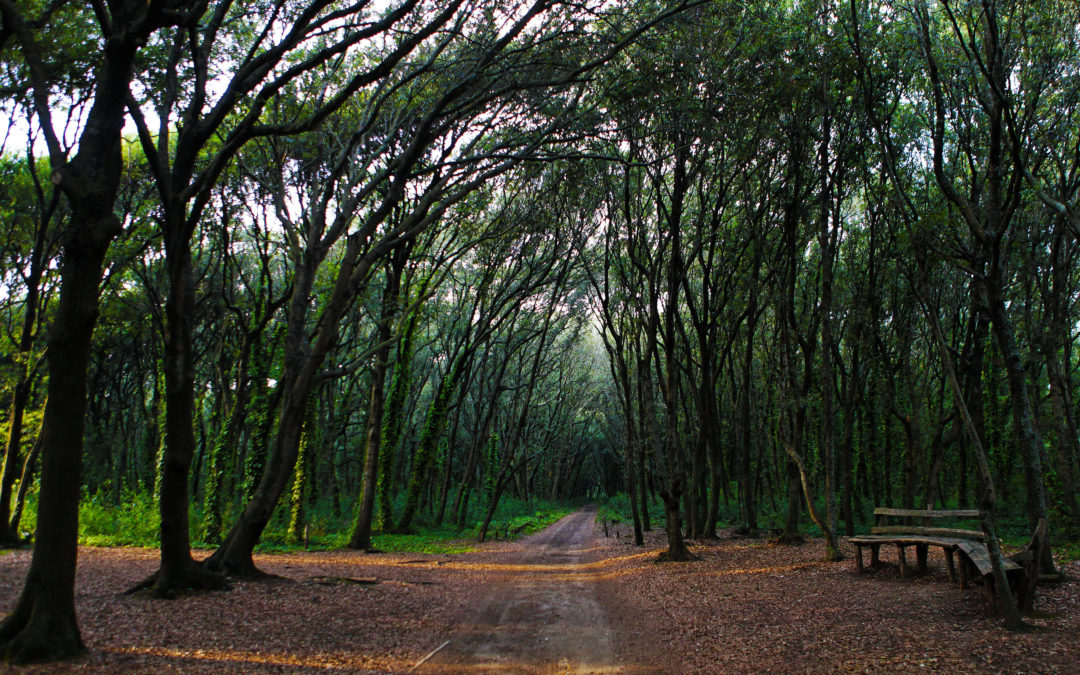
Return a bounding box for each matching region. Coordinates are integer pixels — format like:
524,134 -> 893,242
203,344 -> 257,544
395,355 -> 466,533
376,312 -> 418,531
289,409 -> 316,544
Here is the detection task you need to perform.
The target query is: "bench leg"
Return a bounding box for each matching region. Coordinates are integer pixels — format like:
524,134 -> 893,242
855,545 -> 864,573
870,544 -> 880,568
916,544 -> 928,573
983,573 -> 996,604
945,548 -> 957,583
898,544 -> 908,580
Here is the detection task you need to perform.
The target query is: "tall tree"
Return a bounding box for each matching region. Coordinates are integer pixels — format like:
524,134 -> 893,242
0,0 -> 185,660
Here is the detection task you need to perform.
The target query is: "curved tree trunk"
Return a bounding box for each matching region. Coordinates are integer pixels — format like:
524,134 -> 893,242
205,370 -> 312,577
206,230 -> 395,575
8,436 -> 40,538
917,285 -> 1023,629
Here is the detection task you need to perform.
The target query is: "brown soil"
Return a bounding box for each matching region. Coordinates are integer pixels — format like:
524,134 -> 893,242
1,508 -> 1078,673
418,504 -> 614,674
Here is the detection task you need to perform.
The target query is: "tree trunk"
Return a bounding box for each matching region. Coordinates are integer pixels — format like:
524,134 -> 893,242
957,304 -> 988,509
203,374 -> 251,544
918,287 -> 1023,629
206,216 -> 400,575
0,211 -> 119,661
378,311 -> 419,530
780,401 -> 842,560
840,372 -> 857,537
625,434 -> 645,546
349,254 -> 404,549
396,355 -> 467,533
349,340 -> 392,549
781,458 -> 803,543
637,428 -> 651,531
205,369 -> 311,577
738,303 -> 759,534
656,144 -> 695,563
8,437 -> 40,536
1045,349 -> 1080,528
288,411 -> 315,543
981,270 -> 1054,573
0,379 -> 34,544
0,4 -> 151,655
0,178 -> 50,545
702,380 -> 721,539
131,230 -> 227,597
1040,228 -> 1080,530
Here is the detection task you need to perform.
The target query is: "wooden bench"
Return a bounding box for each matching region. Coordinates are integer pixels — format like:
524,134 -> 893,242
848,507 -> 1021,589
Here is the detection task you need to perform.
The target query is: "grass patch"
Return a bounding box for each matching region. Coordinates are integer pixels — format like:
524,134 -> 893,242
370,531 -> 479,554
78,490 -> 161,547
254,497 -> 574,553
16,487 -> 575,556
483,498 -> 574,539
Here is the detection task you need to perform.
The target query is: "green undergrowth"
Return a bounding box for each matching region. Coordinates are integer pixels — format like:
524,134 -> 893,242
1053,541 -> 1080,563
595,492 -> 665,528
488,505 -> 573,539
16,486 -> 574,556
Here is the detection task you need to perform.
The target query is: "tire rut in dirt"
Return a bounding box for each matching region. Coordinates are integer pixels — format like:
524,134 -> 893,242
418,505 -> 618,674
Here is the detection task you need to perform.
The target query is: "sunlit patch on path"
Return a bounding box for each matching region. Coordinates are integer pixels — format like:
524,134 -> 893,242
104,645 -> 411,672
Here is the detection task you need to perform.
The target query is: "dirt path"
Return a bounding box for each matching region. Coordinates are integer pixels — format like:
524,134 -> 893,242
3,515 -> 1079,673
419,505 -> 617,674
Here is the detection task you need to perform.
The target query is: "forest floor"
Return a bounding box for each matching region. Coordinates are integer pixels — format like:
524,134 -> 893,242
2,506 -> 1079,673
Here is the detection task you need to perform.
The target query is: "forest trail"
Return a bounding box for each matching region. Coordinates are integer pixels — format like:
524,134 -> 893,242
2,524 -> 1078,673
418,505 -> 619,674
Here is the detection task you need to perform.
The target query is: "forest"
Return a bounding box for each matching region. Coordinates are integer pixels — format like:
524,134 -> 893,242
1,0 -> 1079,666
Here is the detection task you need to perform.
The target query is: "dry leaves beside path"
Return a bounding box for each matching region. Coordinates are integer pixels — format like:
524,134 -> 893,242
1,512 -> 1078,674
598,527 -> 1080,673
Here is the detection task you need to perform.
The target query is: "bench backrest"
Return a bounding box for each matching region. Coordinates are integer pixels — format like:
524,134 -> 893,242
871,507 -> 985,541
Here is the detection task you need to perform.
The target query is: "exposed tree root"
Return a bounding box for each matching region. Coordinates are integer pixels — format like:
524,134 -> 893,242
0,605 -> 84,664
772,532 -> 808,546
0,532 -> 30,550
126,561 -> 231,598
731,526 -> 760,538
657,547 -> 701,562
202,552 -> 278,581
